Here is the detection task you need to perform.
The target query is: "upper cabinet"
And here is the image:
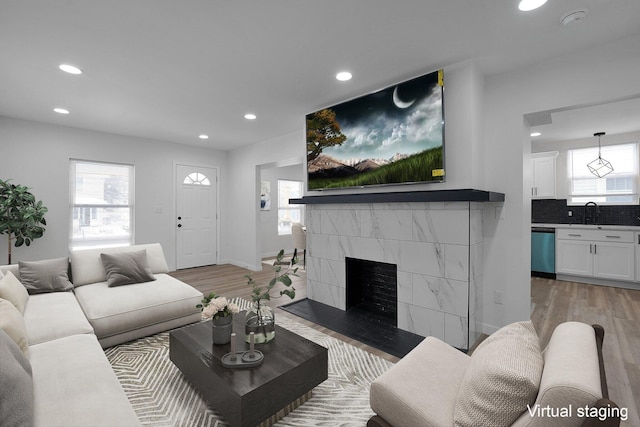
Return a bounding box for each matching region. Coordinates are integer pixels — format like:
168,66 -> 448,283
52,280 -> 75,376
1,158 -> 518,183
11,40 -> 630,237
531,151 -> 558,199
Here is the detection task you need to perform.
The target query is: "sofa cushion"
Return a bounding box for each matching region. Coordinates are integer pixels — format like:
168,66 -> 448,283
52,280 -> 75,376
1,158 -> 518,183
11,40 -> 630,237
73,273 -> 202,340
0,329 -> 34,427
454,320 -> 543,427
100,249 -> 156,287
18,257 -> 73,294
29,334 -> 140,426
71,243 -> 169,286
511,322 -> 602,427
0,271 -> 29,314
23,292 -> 94,345
370,336 -> 471,427
0,264 -> 20,279
0,298 -> 29,357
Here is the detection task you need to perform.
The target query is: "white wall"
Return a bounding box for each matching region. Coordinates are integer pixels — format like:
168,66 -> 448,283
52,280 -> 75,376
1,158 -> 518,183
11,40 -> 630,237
482,33 -> 640,332
259,163 -> 304,257
224,130 -> 305,270
532,130 -> 640,199
0,117 -> 228,270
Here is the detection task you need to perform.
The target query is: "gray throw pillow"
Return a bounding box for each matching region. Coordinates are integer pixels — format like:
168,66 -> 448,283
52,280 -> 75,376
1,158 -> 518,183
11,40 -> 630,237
100,249 -> 156,287
0,329 -> 34,427
18,257 -> 74,295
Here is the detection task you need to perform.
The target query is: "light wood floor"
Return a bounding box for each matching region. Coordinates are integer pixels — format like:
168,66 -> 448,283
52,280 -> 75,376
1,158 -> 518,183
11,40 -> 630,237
170,263 -> 640,424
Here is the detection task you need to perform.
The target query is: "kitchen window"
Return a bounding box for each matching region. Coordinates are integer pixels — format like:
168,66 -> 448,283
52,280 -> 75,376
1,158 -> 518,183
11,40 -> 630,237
70,159 -> 134,249
567,142 -> 639,205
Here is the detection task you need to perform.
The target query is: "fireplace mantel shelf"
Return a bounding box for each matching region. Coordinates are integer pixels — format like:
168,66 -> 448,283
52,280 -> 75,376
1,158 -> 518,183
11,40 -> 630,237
290,188 -> 505,205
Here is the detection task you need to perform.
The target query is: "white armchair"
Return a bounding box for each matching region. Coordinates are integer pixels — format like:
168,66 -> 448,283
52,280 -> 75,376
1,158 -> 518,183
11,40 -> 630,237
368,321 -> 621,427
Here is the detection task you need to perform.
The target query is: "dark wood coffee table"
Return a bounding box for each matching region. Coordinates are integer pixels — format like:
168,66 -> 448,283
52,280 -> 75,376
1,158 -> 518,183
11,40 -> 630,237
169,313 -> 328,427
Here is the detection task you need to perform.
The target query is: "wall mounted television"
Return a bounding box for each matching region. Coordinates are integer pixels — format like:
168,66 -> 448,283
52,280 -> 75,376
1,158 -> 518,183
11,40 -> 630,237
306,69 -> 444,191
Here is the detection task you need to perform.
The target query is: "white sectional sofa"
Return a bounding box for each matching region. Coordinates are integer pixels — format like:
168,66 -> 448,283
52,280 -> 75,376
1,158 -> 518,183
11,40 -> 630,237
0,243 -> 203,427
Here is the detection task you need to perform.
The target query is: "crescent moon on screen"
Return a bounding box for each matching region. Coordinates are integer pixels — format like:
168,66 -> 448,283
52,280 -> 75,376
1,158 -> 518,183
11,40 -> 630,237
392,86 -> 416,109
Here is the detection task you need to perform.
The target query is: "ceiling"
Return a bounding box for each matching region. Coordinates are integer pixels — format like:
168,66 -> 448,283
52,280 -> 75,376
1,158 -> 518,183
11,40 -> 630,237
1,0 -> 640,151
528,96 -> 640,144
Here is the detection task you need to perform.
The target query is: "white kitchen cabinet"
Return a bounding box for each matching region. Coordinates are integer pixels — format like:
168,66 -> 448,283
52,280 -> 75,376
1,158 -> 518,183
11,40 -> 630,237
531,152 -> 558,199
556,228 -> 635,282
636,232 -> 640,282
592,241 -> 635,281
556,239 -> 592,276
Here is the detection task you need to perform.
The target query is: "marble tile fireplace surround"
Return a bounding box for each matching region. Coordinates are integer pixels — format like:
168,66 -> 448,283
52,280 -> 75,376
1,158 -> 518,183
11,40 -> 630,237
291,189 -> 504,350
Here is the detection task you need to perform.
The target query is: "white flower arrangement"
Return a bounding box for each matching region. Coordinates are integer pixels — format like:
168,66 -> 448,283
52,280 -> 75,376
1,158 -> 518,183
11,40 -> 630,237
198,293 -> 240,320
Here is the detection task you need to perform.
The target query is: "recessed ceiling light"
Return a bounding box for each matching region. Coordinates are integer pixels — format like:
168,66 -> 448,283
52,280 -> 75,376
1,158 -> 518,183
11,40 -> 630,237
53,108 -> 70,114
199,134 -> 209,140
336,71 -> 352,81
59,64 -> 83,75
531,132 -> 542,137
518,0 -> 547,12
244,113 -> 257,120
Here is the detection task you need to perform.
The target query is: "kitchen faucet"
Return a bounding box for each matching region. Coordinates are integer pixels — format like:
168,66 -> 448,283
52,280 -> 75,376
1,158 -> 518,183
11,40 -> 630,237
584,201 -> 600,225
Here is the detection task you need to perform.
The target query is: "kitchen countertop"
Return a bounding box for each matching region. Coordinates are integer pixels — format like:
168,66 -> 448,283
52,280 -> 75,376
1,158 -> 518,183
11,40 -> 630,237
532,223 -> 640,231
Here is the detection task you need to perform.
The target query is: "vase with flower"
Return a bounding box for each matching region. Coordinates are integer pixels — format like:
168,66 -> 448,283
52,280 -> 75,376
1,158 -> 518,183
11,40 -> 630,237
198,293 -> 240,345
244,249 -> 298,344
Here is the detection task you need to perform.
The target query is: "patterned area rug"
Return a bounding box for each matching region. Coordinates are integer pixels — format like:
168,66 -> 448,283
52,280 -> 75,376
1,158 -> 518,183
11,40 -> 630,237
104,300 -> 394,427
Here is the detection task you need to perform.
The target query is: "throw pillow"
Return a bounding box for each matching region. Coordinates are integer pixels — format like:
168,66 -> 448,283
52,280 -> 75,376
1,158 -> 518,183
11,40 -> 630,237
454,321 -> 543,427
0,298 -> 29,357
100,249 -> 156,287
0,329 -> 34,427
18,257 -> 74,294
0,271 -> 29,314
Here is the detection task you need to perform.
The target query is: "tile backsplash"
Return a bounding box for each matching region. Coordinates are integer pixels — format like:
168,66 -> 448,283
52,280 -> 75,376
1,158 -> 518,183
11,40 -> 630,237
532,199 -> 640,226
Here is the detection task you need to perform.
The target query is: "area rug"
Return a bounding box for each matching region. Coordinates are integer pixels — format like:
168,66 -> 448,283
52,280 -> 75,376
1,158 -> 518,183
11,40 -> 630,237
104,300 -> 394,426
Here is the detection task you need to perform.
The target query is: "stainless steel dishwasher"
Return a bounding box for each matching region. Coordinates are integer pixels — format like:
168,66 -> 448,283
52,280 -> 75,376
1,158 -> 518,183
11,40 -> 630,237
531,226 -> 556,278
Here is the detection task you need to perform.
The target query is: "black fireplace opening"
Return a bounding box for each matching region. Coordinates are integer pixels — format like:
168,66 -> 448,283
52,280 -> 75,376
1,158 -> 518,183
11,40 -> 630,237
346,257 -> 397,327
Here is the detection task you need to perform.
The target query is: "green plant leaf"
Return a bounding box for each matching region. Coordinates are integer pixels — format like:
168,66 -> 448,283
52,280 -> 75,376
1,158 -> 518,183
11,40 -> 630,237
280,289 -> 296,299
280,275 -> 292,286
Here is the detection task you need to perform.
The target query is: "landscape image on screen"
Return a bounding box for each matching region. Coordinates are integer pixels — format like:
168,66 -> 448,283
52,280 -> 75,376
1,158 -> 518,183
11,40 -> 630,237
306,69 -> 444,190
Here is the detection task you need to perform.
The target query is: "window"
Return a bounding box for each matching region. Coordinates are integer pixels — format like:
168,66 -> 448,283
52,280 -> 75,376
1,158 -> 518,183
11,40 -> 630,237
278,180 -> 303,235
183,172 -> 210,185
70,160 -> 134,249
567,142 -> 639,205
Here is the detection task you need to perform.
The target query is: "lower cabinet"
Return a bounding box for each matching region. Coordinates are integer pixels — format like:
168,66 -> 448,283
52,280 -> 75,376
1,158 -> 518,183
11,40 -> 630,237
556,240 -> 592,276
592,241 -> 635,281
556,229 -> 635,282
636,232 -> 640,282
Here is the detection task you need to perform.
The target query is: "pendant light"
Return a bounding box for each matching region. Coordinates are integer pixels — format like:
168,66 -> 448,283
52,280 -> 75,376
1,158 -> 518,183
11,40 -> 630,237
587,132 -> 613,178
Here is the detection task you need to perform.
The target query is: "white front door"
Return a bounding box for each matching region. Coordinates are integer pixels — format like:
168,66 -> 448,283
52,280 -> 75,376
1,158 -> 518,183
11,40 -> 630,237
176,165 -> 218,269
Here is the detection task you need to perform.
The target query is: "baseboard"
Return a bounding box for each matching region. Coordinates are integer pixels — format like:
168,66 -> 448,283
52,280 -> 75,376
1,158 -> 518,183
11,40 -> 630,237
556,274 -> 640,290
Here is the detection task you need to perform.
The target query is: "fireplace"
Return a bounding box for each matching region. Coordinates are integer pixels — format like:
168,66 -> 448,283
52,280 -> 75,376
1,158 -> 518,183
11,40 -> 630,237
292,190 -> 503,350
346,257 -> 397,327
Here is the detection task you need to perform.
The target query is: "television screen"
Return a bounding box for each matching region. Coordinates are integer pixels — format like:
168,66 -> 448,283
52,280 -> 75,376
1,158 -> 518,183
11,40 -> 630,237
306,69 -> 444,191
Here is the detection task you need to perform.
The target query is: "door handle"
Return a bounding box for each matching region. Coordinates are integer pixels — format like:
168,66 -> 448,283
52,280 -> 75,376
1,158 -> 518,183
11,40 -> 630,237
178,224 -> 182,228
178,216 -> 182,220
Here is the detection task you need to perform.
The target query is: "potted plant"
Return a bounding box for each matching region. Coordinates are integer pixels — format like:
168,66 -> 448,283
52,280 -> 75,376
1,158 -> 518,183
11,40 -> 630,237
198,292 -> 240,345
0,179 -> 48,264
244,249 -> 298,343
